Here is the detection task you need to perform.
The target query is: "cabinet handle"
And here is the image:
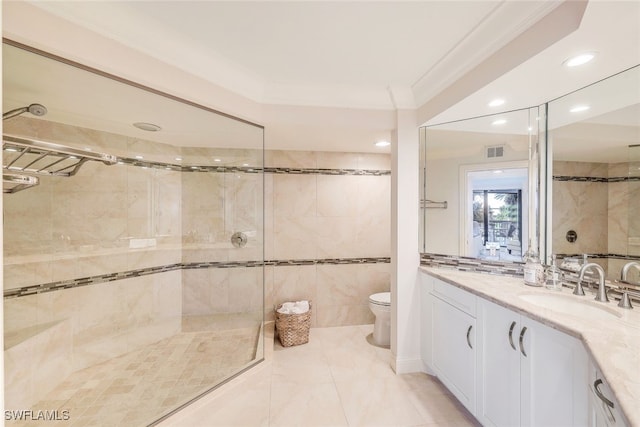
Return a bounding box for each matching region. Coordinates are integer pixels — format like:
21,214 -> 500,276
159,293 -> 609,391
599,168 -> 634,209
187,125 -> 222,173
594,379 -> 615,409
508,321 -> 517,350
466,325 -> 473,349
518,326 -> 527,357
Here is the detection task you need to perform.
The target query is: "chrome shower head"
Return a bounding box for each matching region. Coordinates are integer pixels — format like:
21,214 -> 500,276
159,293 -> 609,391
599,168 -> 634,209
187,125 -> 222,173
27,103 -> 47,117
3,103 -> 48,120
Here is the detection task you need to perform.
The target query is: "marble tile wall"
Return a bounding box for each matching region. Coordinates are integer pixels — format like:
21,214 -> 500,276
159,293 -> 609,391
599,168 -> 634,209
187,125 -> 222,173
608,163 -> 630,259
629,154 -> 640,257
553,161 -> 608,258
552,160 -> 638,278
179,148 -> 391,326
3,118 -> 184,291
265,150 -> 391,326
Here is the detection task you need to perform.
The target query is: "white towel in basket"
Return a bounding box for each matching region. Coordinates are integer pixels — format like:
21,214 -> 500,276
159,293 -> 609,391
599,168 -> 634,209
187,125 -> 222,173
277,300 -> 310,314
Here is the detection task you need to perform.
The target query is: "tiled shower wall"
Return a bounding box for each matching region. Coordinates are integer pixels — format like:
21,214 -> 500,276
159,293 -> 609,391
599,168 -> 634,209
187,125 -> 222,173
264,151 -> 391,326
3,117 -> 185,409
180,149 -> 392,327
3,117 -> 391,406
552,160 -> 638,278
180,147 -> 264,324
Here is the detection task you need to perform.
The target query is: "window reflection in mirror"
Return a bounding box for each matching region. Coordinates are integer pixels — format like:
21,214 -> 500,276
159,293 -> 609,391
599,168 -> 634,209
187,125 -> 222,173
547,65 -> 640,280
420,107 -> 540,262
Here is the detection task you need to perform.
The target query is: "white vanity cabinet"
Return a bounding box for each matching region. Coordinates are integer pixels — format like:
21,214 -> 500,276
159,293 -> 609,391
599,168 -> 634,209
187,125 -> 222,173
477,298 -> 589,427
431,286 -> 477,413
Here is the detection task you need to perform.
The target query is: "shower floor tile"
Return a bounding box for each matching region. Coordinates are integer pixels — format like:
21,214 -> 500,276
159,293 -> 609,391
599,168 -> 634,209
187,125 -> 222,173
7,325 -> 260,427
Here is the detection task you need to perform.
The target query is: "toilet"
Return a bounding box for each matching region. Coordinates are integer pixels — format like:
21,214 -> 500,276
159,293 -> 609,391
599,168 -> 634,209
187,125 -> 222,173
368,292 -> 391,347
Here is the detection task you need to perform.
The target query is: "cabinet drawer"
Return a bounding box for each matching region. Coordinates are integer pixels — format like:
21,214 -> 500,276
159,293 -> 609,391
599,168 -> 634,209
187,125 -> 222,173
432,279 -> 476,317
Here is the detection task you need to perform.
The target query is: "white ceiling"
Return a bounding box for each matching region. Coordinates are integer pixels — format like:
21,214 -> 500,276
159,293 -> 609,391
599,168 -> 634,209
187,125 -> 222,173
26,0 -> 565,110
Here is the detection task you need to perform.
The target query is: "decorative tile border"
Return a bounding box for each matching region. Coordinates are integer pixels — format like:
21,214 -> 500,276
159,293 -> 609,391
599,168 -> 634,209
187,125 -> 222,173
3,257 -> 391,299
119,157 -> 391,176
420,252 -> 640,278
420,253 -> 524,277
557,253 -> 640,261
264,167 -> 391,176
3,264 -> 183,299
269,257 -> 390,266
553,175 -> 609,183
553,175 -> 640,183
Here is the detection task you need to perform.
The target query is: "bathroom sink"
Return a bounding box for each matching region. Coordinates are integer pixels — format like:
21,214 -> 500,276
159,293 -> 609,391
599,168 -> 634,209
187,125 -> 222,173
520,293 -> 622,320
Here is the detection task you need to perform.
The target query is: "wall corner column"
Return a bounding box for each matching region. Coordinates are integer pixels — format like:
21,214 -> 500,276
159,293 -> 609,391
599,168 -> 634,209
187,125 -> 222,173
390,109 -> 422,374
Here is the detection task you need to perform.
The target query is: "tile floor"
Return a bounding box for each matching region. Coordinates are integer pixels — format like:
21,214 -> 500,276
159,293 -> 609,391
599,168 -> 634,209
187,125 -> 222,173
159,324 -> 480,427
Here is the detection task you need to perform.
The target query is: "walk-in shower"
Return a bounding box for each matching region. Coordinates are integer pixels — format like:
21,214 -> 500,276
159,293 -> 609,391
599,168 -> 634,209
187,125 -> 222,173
3,41 -> 265,426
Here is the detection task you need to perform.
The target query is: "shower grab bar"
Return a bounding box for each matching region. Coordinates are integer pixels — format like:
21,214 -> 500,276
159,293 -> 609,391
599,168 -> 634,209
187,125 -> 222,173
3,134 -> 118,177
3,173 -> 39,193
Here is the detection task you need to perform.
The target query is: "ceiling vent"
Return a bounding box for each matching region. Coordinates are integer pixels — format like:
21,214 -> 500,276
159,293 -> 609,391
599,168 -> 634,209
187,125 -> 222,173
486,145 -> 505,159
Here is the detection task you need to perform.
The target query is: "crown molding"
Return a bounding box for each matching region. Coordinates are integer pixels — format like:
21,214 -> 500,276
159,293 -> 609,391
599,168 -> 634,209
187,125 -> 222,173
416,0 -> 588,125
411,1 -> 567,107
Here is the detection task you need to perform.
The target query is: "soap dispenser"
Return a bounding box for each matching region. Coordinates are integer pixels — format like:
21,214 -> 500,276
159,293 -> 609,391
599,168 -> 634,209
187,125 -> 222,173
523,241 -> 544,287
545,254 -> 562,291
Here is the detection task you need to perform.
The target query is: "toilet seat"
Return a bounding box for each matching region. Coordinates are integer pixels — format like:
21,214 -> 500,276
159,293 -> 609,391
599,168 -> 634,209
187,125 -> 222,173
369,292 -> 390,306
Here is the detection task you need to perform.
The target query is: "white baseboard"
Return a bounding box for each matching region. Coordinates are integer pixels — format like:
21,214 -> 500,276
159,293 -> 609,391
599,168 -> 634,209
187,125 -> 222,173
392,356 -> 423,374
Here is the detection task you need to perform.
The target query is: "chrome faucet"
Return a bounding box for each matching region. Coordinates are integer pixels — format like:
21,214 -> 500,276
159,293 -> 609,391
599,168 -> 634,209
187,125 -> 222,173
577,263 -> 609,303
621,261 -> 640,284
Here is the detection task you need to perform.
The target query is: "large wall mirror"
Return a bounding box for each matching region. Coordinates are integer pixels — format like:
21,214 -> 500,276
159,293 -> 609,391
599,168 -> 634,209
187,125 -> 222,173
547,65 -> 640,280
3,40 -> 264,425
420,107 -> 541,262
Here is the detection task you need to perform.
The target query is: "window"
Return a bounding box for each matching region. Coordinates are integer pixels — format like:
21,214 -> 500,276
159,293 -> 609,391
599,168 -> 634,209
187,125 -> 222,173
473,189 -> 522,259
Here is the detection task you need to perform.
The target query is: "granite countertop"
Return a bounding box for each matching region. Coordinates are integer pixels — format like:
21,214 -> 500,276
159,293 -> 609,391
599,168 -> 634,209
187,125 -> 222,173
420,267 -> 640,427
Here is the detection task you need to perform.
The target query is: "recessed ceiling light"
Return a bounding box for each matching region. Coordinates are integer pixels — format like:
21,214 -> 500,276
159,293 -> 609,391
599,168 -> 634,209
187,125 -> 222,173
570,105 -> 590,113
492,119 -> 507,126
488,99 -> 505,107
375,141 -> 390,147
133,122 -> 161,132
564,52 -> 596,67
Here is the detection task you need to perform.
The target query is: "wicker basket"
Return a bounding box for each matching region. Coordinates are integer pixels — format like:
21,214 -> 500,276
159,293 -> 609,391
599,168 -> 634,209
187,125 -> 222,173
275,301 -> 312,347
